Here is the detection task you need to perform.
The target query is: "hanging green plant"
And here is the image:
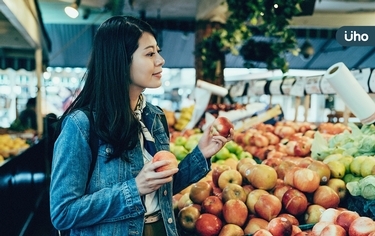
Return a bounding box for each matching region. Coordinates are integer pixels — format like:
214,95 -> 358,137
197,0 -> 304,78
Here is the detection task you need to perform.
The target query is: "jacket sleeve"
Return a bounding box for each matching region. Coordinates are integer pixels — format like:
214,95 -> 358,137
172,146 -> 211,194
50,112 -> 145,230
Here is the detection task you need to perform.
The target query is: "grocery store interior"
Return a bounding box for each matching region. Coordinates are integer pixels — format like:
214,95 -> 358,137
1,0 -> 375,235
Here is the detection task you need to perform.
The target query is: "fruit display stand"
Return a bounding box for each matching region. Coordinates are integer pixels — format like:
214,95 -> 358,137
170,118 -> 375,235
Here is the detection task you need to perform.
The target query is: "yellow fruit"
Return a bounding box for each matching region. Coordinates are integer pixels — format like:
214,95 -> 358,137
350,155 -> 369,176
338,156 -> 354,174
360,156 -> 375,177
326,160 -> 346,179
323,153 -> 343,164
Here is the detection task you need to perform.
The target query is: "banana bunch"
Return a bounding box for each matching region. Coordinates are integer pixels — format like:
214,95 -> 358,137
174,105 -> 195,131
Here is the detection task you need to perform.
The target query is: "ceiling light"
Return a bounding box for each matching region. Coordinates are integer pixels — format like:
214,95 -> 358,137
65,0 -> 81,19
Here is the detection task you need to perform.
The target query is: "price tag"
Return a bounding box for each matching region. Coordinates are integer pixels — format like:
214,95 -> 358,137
368,69 -> 375,93
351,68 -> 371,93
320,77 -> 336,94
281,77 -> 296,95
289,76 -> 306,97
305,75 -> 323,94
269,80 -> 283,95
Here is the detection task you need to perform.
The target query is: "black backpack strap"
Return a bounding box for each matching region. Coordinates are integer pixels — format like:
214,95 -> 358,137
81,109 -> 99,189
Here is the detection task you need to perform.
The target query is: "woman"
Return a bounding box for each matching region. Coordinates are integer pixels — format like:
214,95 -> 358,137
50,16 -> 231,235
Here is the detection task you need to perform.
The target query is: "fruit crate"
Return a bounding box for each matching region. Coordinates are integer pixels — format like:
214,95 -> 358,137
347,195 -> 375,220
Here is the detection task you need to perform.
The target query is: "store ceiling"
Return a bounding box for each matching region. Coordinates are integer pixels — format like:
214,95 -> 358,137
1,0 -> 375,71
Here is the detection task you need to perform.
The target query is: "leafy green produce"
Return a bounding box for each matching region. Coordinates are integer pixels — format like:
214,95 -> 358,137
346,175 -> 375,200
311,123 -> 375,161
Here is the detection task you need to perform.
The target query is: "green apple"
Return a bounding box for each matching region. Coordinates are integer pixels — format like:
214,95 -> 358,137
225,141 -> 240,154
239,151 -> 253,160
215,147 -> 231,160
174,136 -> 188,146
173,145 -> 189,161
184,138 -> 199,152
343,173 -> 362,184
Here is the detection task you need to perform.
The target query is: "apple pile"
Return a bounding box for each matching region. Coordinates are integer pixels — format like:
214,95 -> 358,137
311,207 -> 375,236
173,159 -> 326,235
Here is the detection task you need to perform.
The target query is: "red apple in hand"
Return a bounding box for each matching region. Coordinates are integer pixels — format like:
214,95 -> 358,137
201,195 -> 223,218
153,150 -> 178,172
195,213 -> 223,236
211,116 -> 234,138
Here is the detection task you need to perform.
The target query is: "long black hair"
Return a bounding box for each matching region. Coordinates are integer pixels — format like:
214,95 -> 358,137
64,16 -> 157,156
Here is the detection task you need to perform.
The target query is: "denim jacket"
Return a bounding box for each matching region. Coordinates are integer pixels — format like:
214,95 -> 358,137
50,103 -> 211,235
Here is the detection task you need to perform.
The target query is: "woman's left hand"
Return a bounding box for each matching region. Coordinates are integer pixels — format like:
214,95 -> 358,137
197,124 -> 233,159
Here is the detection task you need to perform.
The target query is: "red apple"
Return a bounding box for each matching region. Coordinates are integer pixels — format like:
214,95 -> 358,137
320,224 -> 346,236
348,216 -> 375,236
275,160 -> 296,180
246,164 -> 278,191
252,229 -> 273,236
221,183 -> 247,203
278,213 -> 299,226
243,217 -> 269,235
335,210 -> 360,232
189,181 -> 212,204
222,199 -> 248,227
282,188 -> 308,216
311,221 -> 331,236
218,169 -> 243,190
292,167 -> 320,193
246,189 -> 270,214
254,194 -> 282,221
212,164 -> 232,187
195,213 -> 223,236
267,216 -> 293,236
272,183 -> 293,202
313,186 -> 340,209
211,116 -> 234,138
319,208 -> 341,223
218,223 -> 244,236
201,195 -> 223,218
304,204 -> 326,224
177,205 -> 201,232
242,184 -> 255,196
307,160 -> 331,184
153,150 -> 178,172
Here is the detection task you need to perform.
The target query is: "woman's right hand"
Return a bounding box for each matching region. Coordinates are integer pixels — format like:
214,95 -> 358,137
135,160 -> 178,196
